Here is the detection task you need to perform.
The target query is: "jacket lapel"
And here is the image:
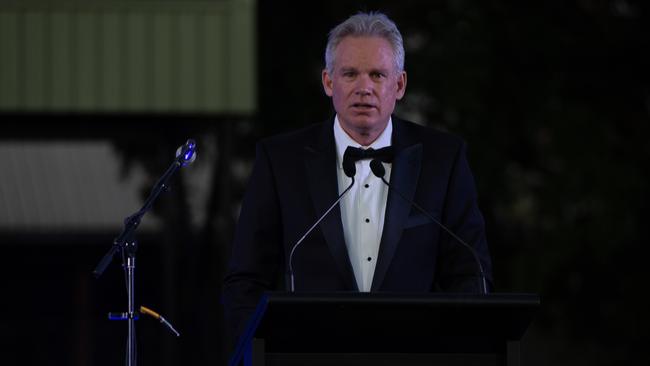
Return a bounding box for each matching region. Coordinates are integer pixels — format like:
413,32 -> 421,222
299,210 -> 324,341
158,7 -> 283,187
303,121 -> 359,291
371,119 -> 423,291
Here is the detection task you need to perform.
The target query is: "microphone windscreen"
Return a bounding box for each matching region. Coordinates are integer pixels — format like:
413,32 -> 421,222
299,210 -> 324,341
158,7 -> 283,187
370,159 -> 385,178
343,157 -> 356,178
176,139 -> 197,166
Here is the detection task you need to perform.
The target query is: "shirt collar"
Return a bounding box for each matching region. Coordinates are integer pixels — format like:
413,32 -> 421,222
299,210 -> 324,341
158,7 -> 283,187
334,115 -> 393,169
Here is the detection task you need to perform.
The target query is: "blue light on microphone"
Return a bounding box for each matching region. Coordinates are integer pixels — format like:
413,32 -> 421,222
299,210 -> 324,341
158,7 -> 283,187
184,139 -> 196,161
176,139 -> 197,167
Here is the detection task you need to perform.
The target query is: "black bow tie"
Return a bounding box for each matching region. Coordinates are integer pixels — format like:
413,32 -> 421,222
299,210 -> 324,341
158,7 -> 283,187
344,146 -> 395,164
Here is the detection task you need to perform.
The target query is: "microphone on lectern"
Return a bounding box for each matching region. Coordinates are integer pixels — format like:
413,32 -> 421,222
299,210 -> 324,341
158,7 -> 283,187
287,155 -> 357,292
369,159 -> 489,294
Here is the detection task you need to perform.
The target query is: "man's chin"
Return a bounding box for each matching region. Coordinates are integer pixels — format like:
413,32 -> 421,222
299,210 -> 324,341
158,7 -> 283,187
347,115 -> 378,128
339,113 -> 388,133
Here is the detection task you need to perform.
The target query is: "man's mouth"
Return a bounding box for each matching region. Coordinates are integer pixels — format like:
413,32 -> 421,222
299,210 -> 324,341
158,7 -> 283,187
351,103 -> 375,109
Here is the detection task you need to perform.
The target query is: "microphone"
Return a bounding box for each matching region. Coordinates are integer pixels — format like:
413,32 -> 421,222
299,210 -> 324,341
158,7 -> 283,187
369,159 -> 489,294
287,159 -> 356,293
175,139 -> 197,167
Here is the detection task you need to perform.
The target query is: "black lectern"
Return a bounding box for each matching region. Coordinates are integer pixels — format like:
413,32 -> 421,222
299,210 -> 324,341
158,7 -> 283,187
229,292 -> 539,366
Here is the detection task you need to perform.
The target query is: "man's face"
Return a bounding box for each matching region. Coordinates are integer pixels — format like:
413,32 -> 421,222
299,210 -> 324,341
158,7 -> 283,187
322,36 -> 407,144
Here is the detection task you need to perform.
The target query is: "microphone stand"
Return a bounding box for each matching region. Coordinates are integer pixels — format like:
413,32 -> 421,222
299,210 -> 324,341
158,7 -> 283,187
93,140 -> 196,366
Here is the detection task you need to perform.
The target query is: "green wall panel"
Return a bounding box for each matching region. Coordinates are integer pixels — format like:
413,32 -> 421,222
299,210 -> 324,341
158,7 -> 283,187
100,11 -> 123,110
0,1 -> 256,114
0,13 -> 19,108
50,12 -> 73,109
24,12 -> 47,109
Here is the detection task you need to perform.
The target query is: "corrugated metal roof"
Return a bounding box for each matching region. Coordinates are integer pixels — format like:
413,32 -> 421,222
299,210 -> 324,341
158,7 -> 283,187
0,141 -> 161,231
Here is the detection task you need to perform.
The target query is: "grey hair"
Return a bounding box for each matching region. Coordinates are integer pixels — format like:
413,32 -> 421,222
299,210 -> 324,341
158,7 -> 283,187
325,11 -> 405,74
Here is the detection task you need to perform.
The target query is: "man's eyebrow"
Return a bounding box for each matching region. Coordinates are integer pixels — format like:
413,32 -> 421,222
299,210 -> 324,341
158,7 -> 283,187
369,67 -> 390,74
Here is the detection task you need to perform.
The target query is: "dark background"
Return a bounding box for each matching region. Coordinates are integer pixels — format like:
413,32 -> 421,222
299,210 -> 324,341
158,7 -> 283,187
2,0 -> 649,365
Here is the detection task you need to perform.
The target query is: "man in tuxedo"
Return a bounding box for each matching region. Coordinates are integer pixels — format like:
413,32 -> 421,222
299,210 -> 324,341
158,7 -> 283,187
223,11 -> 493,344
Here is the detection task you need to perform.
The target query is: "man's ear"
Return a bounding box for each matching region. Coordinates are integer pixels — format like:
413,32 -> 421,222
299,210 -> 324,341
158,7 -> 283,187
396,71 -> 407,100
322,69 -> 334,97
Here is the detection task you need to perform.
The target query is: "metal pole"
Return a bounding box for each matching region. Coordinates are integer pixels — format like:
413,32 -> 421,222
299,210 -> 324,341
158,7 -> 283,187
126,254 -> 136,366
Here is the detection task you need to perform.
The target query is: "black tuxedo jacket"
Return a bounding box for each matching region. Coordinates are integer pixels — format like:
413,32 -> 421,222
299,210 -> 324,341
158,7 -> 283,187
223,116 -> 493,340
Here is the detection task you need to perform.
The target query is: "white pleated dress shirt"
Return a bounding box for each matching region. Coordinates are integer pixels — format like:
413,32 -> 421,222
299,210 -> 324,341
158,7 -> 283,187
333,116 -> 392,292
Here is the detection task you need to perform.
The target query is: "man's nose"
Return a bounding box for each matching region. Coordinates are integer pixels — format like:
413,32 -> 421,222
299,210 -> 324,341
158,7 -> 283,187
354,75 -> 373,96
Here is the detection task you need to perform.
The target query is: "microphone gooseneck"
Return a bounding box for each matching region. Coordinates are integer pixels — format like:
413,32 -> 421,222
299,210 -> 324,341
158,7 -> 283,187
288,159 -> 356,293
369,159 -> 489,295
